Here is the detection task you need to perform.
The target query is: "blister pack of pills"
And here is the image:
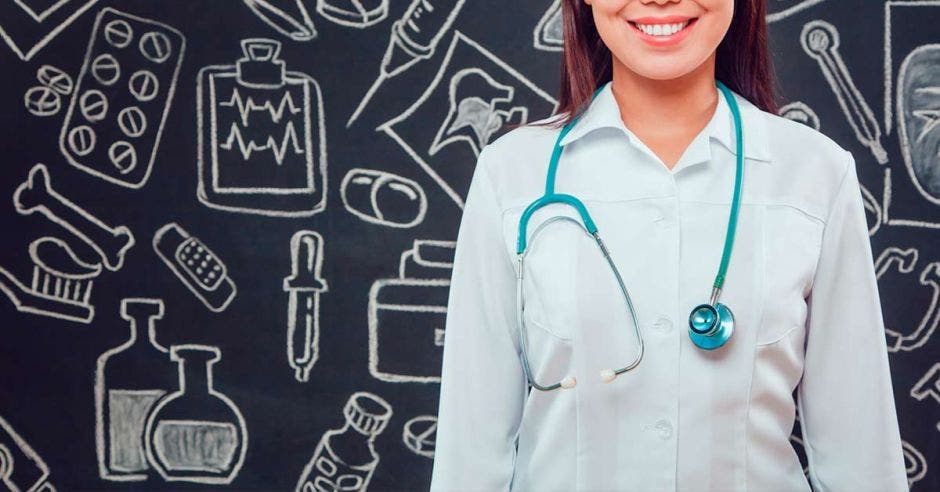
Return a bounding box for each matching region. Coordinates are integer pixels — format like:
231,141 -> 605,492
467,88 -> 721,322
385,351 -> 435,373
59,7 -> 185,189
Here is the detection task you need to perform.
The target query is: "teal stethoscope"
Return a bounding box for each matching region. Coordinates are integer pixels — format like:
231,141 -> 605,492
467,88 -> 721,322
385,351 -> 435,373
515,80 -> 745,391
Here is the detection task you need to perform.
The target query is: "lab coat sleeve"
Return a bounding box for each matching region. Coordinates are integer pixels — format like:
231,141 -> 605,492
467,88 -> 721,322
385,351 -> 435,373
430,145 -> 527,492
796,150 -> 908,491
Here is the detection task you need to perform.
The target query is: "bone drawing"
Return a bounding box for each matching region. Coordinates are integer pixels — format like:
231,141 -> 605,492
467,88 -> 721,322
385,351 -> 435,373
14,163 -> 135,272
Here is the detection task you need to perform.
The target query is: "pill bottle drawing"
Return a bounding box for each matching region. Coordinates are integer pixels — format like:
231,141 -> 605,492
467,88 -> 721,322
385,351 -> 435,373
197,37 -> 327,217
144,345 -> 248,484
94,298 -> 175,481
295,391 -> 393,492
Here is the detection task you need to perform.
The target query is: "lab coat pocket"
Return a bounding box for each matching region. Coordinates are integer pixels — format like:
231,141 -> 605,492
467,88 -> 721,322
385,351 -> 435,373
757,206 -> 824,346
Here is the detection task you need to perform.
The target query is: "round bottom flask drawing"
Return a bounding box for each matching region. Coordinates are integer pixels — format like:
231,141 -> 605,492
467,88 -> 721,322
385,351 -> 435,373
295,392 -> 392,492
143,345 -> 247,484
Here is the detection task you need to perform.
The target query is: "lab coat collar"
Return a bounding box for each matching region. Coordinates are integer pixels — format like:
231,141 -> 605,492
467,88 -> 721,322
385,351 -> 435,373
557,80 -> 773,166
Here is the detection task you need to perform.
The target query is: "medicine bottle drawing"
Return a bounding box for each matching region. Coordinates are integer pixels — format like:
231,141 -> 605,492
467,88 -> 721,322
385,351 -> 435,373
295,391 -> 393,492
197,37 -> 327,217
144,345 -> 248,484
95,298 -> 175,481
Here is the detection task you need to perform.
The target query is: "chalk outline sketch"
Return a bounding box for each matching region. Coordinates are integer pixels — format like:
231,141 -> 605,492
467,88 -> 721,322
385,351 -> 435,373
378,31 -> 557,208
346,0 -> 467,127
895,43 -> 940,206
800,19 -> 889,165
427,68 -> 528,159
196,38 -> 329,217
777,101 -> 820,131
95,297 -> 169,482
284,230 -> 329,383
875,247 -> 940,352
765,0 -> 827,23
24,86 -> 61,117
901,439 -> 928,488
532,0 -> 562,52
242,0 -> 317,41
368,240 -> 455,384
37,64 -> 74,95
316,0 -> 388,28
143,344 -> 248,485
14,163 -> 135,272
58,7 -> 186,189
0,413 -> 55,491
882,0 -> 940,135
402,415 -> 436,458
340,168 -> 427,228
295,391 -> 393,492
0,236 -> 100,324
860,182 -> 883,236
153,222 -> 237,312
0,0 -> 98,61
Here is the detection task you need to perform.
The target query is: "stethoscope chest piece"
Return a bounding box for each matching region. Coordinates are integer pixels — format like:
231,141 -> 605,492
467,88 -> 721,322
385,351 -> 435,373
688,302 -> 734,350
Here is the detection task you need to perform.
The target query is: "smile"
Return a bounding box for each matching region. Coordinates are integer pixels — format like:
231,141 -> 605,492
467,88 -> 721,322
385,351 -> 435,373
627,17 -> 698,45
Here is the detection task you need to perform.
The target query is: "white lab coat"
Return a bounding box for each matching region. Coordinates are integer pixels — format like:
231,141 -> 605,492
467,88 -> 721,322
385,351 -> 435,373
429,81 -> 908,491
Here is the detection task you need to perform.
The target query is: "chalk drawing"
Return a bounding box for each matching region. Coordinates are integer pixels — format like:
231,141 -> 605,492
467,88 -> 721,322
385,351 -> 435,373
368,240 -> 455,383
0,413 -> 55,491
197,38 -> 328,217
800,19 -> 888,164
242,0 -> 317,41
295,391 -> 392,492
778,101 -> 820,131
901,439 -> 928,488
14,163 -> 135,272
340,168 -> 427,228
533,0 -> 562,52
402,415 -> 436,458
875,247 -> 940,353
317,0 -> 387,28
153,223 -> 237,312
95,298 -> 173,481
284,230 -> 328,383
428,68 -> 528,159
346,0 -> 467,127
24,64 -> 73,117
0,236 -> 101,324
896,44 -> 940,205
765,0 -> 827,23
144,345 -> 248,484
0,0 -> 98,61
379,31 -> 556,208
59,7 -> 185,189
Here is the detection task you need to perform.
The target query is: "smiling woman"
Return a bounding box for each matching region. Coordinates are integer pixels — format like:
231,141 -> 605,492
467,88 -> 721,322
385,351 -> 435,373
430,0 -> 909,491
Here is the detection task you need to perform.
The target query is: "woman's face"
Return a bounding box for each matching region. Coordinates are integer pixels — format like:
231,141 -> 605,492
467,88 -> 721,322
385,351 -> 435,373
585,0 -> 734,81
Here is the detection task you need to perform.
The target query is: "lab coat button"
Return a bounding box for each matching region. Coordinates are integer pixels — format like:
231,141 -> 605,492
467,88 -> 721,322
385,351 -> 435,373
655,418 -> 673,440
653,316 -> 673,334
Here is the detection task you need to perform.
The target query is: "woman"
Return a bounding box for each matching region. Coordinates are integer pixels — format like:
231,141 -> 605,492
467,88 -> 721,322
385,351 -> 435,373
431,0 -> 908,490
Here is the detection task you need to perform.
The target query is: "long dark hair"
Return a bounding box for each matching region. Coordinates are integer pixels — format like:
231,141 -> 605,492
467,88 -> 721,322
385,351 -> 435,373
526,0 -> 777,130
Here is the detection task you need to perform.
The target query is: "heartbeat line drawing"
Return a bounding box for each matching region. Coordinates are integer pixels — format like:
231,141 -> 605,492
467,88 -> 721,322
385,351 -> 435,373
219,89 -> 302,126
219,121 -> 304,164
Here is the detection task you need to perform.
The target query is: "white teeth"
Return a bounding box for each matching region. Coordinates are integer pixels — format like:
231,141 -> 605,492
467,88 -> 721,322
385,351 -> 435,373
635,20 -> 689,36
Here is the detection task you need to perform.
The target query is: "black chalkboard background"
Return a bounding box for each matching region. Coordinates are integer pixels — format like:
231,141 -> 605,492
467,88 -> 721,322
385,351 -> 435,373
0,0 -> 936,490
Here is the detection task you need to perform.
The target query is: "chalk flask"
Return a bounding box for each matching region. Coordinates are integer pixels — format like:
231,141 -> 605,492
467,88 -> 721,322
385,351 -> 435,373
295,391 -> 392,492
95,298 -> 175,481
144,345 -> 248,484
